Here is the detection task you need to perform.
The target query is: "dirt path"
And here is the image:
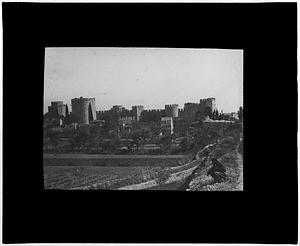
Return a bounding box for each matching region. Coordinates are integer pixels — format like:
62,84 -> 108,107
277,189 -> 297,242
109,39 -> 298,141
116,142 -> 219,191
118,165 -> 197,190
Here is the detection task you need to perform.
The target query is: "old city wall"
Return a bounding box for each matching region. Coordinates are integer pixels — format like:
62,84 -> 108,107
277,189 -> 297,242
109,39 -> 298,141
72,98 -> 96,124
89,98 -> 97,121
72,99 -> 89,124
165,104 -> 179,117
199,98 -> 216,113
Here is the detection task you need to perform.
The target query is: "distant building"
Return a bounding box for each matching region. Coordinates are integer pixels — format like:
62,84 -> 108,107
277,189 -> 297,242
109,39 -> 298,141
199,98 -> 216,115
112,105 -> 125,113
44,115 -> 63,128
119,116 -> 133,132
202,118 -> 233,123
48,101 -> 67,118
132,105 -> 144,122
183,102 -> 201,122
230,112 -> 239,120
71,97 -> 96,124
44,101 -> 67,128
165,104 -> 179,118
64,122 -> 79,130
139,109 -> 164,122
135,121 -> 152,132
161,116 -> 174,135
222,112 -> 239,121
183,98 -> 217,121
90,120 -> 105,127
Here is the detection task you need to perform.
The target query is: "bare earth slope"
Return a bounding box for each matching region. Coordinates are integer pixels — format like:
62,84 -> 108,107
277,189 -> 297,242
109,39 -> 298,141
188,138 -> 243,191
126,137 -> 243,191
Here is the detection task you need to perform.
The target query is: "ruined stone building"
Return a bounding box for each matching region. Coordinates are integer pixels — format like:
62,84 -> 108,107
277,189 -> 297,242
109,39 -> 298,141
71,97 -> 96,124
118,116 -> 134,132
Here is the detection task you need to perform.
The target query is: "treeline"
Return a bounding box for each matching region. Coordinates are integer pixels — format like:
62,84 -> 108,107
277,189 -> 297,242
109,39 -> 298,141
44,119 -> 243,157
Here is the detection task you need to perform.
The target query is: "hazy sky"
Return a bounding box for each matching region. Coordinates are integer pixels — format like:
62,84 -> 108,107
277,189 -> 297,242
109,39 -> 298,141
44,47 -> 243,113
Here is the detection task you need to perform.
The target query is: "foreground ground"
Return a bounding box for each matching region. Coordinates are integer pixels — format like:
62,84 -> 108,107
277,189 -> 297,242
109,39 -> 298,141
44,136 -> 243,191
43,155 -> 196,190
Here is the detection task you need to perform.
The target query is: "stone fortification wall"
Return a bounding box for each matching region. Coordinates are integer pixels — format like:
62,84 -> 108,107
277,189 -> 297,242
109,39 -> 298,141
97,110 -> 110,120
142,109 -> 164,113
184,102 -> 201,121
48,101 -> 66,117
182,98 -> 217,120
199,98 -> 216,113
71,97 -> 96,124
178,108 -> 184,118
132,105 -> 144,122
140,109 -> 165,122
165,104 -> 179,117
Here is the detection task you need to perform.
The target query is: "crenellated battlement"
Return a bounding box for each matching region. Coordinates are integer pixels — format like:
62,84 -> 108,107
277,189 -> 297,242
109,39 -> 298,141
72,97 -> 95,103
142,109 -> 165,113
165,104 -> 179,108
48,96 -> 218,124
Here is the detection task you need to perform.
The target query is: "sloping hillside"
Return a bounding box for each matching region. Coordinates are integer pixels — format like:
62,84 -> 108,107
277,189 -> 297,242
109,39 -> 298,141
185,137 -> 243,191
134,135 -> 243,191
